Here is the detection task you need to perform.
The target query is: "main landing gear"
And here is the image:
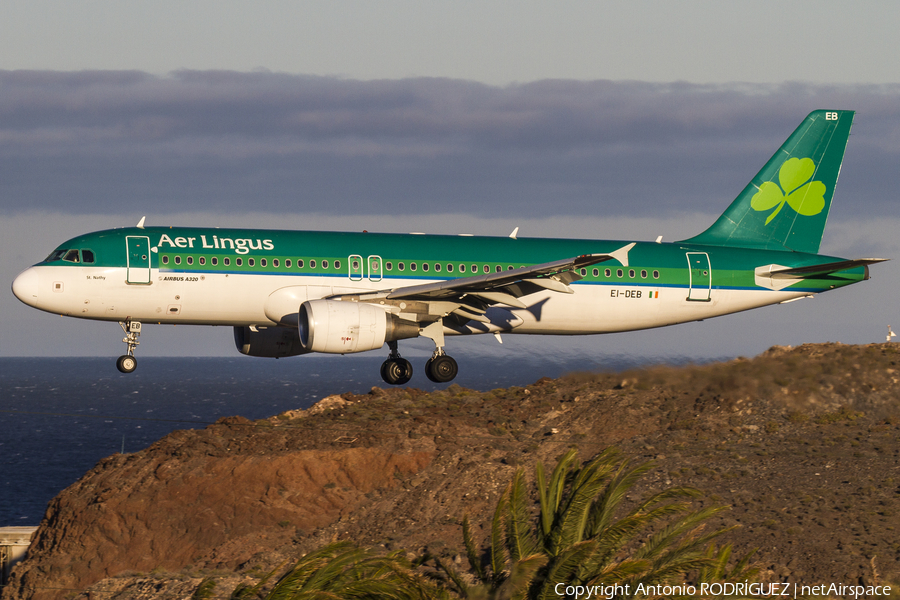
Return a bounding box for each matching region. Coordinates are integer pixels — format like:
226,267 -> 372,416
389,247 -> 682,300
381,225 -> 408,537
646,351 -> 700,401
116,320 -> 141,374
380,341 -> 413,385
425,350 -> 458,383
379,344 -> 459,386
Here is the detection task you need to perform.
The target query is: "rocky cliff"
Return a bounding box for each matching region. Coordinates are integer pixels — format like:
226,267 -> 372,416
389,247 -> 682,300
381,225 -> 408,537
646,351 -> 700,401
4,343 -> 899,599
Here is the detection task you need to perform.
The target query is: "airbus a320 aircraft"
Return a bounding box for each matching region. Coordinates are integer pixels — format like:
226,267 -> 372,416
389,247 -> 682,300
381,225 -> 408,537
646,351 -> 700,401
12,110 -> 886,384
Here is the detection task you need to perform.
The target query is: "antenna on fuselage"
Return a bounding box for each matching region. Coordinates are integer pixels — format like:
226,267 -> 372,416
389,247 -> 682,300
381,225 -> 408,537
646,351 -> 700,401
509,227 -> 519,240
889,325 -> 897,343
136,216 -> 146,229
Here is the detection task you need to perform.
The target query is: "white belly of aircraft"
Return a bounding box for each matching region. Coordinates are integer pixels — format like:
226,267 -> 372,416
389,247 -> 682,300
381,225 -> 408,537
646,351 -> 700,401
27,266 -> 806,336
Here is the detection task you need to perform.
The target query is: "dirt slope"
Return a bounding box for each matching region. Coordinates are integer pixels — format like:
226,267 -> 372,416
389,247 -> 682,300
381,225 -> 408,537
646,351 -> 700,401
3,343 -> 899,600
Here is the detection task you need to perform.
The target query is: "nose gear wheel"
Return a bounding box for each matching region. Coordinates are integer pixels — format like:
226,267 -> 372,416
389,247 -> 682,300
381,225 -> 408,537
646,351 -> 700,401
117,320 -> 141,374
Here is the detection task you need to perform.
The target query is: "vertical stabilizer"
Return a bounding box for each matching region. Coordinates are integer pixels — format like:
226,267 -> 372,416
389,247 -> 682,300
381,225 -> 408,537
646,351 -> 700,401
683,110 -> 854,253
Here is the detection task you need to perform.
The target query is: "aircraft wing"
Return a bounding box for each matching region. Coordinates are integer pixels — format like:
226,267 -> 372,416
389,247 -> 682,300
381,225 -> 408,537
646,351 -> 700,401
328,243 -> 635,326
766,258 -> 888,279
384,243 -> 635,306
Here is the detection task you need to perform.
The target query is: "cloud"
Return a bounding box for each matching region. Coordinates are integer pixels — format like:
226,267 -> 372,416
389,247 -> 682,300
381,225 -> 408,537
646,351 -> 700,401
2,71 -> 898,220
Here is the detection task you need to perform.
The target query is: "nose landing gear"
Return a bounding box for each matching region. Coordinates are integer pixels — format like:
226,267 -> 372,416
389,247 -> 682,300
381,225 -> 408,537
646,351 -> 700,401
116,320 -> 141,373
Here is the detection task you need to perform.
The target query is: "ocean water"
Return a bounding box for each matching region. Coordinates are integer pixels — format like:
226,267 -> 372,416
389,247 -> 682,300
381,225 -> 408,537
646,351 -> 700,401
0,352 -> 693,526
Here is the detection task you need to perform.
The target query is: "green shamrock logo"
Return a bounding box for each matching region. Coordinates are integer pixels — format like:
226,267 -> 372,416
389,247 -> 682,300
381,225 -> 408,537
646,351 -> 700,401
750,157 -> 826,225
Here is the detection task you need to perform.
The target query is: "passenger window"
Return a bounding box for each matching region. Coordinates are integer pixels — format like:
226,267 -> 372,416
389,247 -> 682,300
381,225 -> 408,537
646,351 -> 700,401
580,268 -> 586,276
508,266 -> 514,270
199,257 -> 206,265
334,260 -> 341,269
162,256 -> 169,265
434,263 -> 441,272
212,257 -> 218,266
297,259 -> 304,268
422,263 -> 429,272
653,270 -> 660,279
81,250 -> 95,263
273,259 -> 279,268
260,258 -> 266,267
285,259 -> 291,268
592,268 -> 599,277
175,256 -> 181,265
187,256 -> 193,265
459,264 -> 466,272
471,265 -> 477,273
322,260 -> 328,269
398,262 -> 405,271
410,263 -> 417,271
617,269 -> 623,278
496,265 -> 502,273
63,249 -> 80,263
629,269 -> 635,278
605,269 -> 611,277
224,257 -> 230,266
386,262 -> 392,271
483,265 -> 489,273
310,259 -> 316,268
236,258 -> 242,266
446,264 -> 453,272
248,258 -> 255,266
641,270 -> 647,278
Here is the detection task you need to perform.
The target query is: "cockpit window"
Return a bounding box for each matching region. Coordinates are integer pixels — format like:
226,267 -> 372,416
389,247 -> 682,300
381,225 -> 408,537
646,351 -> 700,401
45,249 -> 67,262
63,249 -> 81,263
81,249 -> 95,263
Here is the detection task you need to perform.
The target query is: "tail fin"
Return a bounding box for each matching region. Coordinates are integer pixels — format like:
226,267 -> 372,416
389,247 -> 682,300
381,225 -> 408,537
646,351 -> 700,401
683,110 -> 854,253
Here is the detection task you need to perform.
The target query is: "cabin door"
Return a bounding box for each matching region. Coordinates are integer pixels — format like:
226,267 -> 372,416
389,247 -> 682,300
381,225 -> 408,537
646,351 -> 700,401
686,252 -> 711,301
126,236 -> 152,284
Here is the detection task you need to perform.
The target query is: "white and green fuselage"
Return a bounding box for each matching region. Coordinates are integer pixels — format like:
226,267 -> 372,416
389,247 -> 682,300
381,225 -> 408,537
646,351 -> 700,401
11,110 -> 885,383
12,227 -> 869,331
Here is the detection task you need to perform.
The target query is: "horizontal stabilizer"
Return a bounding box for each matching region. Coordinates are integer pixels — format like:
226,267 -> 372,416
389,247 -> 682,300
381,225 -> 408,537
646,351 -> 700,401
767,258 -> 887,279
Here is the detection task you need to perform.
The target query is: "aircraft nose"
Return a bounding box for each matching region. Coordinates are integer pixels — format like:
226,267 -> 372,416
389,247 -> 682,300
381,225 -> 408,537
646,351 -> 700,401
12,267 -> 41,307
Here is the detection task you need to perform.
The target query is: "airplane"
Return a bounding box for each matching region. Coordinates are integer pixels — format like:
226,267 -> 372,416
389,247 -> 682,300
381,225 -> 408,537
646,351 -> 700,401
11,110 -> 886,384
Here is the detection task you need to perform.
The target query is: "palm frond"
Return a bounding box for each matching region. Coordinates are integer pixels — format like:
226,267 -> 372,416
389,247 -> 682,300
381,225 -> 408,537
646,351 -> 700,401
587,460 -> 654,538
431,556 -> 471,598
633,506 -> 728,562
506,468 -> 539,562
548,461 -> 611,554
534,541 -> 598,600
497,554 -> 549,600
490,486 -> 510,584
462,515 -> 486,581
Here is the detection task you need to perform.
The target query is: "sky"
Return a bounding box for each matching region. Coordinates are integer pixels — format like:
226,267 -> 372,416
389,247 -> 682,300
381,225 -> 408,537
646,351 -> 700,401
2,1 -> 898,361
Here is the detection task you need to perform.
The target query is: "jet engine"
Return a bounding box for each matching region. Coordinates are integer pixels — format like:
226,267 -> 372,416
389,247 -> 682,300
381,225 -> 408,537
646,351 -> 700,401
299,299 -> 418,354
233,326 -> 309,358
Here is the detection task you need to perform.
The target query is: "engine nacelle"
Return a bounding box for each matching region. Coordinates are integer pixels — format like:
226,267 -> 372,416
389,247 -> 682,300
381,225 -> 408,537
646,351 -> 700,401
233,326 -> 309,358
299,299 -> 418,354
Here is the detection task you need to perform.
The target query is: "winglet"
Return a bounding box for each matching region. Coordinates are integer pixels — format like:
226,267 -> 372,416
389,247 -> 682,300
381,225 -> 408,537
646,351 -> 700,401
509,227 -> 519,240
136,216 -> 146,229
609,242 -> 636,267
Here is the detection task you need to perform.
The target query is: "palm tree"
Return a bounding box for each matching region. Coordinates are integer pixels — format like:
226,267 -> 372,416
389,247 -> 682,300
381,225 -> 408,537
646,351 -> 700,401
436,448 -> 755,600
231,541 -> 452,600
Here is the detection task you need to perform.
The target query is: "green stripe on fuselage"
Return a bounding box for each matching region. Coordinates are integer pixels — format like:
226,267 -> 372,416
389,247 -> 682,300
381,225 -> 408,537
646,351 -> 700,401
39,226 -> 866,293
